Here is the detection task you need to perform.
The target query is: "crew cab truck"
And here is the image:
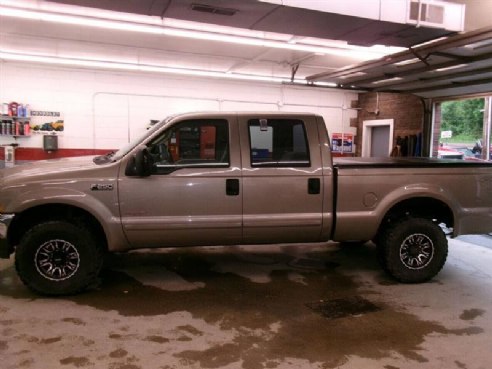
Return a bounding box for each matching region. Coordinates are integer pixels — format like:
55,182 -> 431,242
1,112 -> 492,295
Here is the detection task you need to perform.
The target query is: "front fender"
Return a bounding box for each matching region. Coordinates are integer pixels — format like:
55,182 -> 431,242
6,186 -> 128,252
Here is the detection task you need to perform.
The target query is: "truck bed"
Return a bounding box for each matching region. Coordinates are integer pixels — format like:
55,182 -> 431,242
333,156 -> 492,168
332,156 -> 492,242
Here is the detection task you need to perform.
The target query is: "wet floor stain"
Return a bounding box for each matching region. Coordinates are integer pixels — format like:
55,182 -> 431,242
109,349 -> 128,358
145,335 -> 170,344
62,318 -> 86,326
306,296 -> 381,319
65,247 -> 485,368
0,244 -> 487,368
40,336 -> 62,344
110,365 -> 141,369
178,325 -> 204,337
455,360 -> 467,368
459,308 -> 485,321
59,356 -> 91,367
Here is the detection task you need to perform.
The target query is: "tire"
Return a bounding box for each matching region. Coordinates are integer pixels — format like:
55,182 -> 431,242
15,221 -> 104,295
377,217 -> 448,283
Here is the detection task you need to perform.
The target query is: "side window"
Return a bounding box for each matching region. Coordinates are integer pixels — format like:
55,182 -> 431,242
150,119 -> 229,171
248,119 -> 310,167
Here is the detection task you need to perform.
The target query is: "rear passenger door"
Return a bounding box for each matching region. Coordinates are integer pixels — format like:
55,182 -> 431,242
239,115 -> 324,243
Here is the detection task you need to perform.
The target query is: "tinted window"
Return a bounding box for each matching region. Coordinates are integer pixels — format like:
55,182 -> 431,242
248,119 -> 310,167
149,119 -> 229,172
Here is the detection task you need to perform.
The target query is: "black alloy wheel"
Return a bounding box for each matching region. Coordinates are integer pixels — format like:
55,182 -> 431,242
377,217 -> 448,283
15,221 -> 104,295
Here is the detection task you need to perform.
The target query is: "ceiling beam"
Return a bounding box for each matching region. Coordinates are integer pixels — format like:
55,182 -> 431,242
418,66 -> 492,83
306,26 -> 492,81
372,66 -> 492,91
338,51 -> 492,87
405,77 -> 492,94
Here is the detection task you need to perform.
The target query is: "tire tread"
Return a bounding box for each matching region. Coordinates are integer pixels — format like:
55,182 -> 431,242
15,220 -> 104,295
377,217 -> 448,283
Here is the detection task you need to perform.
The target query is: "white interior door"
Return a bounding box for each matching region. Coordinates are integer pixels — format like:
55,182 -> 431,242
362,119 -> 394,157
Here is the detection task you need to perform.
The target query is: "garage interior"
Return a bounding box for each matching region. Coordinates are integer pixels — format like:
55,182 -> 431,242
1,1 -> 492,368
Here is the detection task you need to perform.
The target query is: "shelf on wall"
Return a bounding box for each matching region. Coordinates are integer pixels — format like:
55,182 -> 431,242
1,115 -> 31,120
0,135 -> 31,138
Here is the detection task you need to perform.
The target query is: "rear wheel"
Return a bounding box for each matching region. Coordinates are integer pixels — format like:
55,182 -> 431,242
377,217 -> 448,283
15,221 -> 104,295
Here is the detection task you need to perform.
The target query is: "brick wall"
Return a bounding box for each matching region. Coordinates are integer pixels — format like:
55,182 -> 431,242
355,92 -> 424,156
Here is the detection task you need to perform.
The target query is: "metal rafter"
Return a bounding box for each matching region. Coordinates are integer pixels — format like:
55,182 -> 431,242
307,26 -> 492,82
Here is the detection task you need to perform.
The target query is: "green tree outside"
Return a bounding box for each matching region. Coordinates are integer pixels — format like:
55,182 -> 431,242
441,98 -> 485,143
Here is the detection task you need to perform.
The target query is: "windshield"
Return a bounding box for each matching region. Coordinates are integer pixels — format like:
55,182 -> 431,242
93,117 -> 170,164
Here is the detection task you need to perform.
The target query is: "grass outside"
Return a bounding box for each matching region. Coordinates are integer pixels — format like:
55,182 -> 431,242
440,134 -> 480,147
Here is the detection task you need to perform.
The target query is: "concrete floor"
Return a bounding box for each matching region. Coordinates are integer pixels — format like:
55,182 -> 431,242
0,237 -> 491,369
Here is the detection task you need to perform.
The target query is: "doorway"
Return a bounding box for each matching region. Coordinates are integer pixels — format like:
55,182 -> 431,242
362,119 -> 394,157
432,97 -> 489,160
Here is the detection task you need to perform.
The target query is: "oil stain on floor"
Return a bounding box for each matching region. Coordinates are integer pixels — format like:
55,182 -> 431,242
0,244 -> 486,369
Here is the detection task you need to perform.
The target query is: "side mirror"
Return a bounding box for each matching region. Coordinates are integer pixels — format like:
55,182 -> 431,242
125,148 -> 153,177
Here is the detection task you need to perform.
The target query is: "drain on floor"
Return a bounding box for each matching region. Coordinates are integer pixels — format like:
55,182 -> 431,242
306,296 -> 381,319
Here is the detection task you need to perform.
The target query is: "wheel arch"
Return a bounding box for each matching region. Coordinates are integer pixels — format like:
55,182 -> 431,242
8,204 -> 108,253
376,196 -> 454,241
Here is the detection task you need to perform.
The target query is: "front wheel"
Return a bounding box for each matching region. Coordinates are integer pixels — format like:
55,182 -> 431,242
15,221 -> 104,295
377,218 -> 448,283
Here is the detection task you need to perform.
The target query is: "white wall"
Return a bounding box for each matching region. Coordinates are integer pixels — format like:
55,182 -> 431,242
0,61 -> 358,151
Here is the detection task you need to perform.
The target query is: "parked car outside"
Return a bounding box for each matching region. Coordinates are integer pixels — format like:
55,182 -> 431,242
438,146 -> 464,160
455,146 -> 485,161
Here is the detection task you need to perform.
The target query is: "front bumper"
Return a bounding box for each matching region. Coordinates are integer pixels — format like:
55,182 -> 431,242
0,213 -> 15,258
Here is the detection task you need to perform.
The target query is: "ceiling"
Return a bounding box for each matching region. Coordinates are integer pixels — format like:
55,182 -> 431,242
46,0 -> 454,47
1,0 -> 491,99
308,25 -> 492,99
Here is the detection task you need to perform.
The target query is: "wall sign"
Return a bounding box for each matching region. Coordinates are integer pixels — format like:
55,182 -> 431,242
30,111 -> 64,134
30,111 -> 61,117
332,133 -> 354,153
441,130 -> 452,139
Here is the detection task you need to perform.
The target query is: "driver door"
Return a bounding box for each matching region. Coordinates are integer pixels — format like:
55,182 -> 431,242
118,116 -> 242,248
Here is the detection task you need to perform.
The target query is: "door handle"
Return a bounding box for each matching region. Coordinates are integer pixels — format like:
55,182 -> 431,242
308,178 -> 321,195
226,179 -> 240,196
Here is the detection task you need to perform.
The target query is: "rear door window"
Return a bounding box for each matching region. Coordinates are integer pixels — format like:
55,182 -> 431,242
248,119 -> 310,167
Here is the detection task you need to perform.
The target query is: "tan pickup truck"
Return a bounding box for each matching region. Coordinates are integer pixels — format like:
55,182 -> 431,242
1,112 -> 492,295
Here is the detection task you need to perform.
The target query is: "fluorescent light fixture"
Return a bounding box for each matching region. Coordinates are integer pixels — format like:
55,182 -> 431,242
0,4 -> 398,60
0,50 -> 339,88
434,64 -> 467,72
371,77 -> 403,85
0,50 -> 282,82
310,81 -> 337,87
287,36 -> 304,44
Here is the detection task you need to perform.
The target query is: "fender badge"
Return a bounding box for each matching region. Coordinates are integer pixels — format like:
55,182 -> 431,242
91,184 -> 114,191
